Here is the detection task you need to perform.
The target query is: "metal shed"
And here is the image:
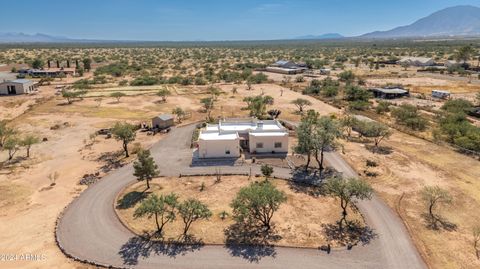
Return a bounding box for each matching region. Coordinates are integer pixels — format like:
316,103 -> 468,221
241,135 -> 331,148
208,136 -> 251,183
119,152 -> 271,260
151,114 -> 174,129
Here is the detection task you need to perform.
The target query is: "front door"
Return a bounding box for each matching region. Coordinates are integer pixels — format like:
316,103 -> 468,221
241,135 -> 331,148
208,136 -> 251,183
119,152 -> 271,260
7,85 -> 16,95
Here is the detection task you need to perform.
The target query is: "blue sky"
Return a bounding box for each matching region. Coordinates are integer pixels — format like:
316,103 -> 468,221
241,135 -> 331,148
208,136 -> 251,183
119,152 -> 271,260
1,0 -> 480,41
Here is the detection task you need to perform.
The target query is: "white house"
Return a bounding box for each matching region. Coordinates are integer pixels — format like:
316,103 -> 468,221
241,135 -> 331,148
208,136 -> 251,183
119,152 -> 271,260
398,57 -> 435,67
0,79 -> 37,95
197,119 -> 289,158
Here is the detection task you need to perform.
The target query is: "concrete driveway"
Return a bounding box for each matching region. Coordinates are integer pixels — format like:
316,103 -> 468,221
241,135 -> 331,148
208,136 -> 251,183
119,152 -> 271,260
56,124 -> 426,269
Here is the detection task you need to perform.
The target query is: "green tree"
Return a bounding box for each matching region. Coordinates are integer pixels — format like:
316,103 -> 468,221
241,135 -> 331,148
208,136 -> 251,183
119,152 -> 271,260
441,99 -> 473,114
421,186 -> 452,228
112,122 -> 136,157
133,149 -> 159,189
244,95 -> 274,118
340,114 -> 358,140
391,104 -> 427,131
208,86 -> 222,101
291,98 -> 312,114
338,70 -> 355,84
294,110 -> 318,171
356,121 -> 392,150
178,199 -> 212,236
231,181 -> 287,231
0,121 -> 17,148
134,193 -> 178,235
157,88 -> 171,102
375,101 -> 391,114
20,135 -> 40,158
31,58 -> 44,69
110,91 -> 126,103
82,58 -> 92,71
260,164 -> 274,180
4,137 -> 20,161
455,45 -> 475,64
172,107 -> 186,123
200,97 -> 214,119
325,177 -> 373,229
313,116 -> 342,174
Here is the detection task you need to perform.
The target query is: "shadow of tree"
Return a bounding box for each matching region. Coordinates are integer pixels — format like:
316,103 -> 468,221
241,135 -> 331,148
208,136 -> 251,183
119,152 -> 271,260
322,220 -> 377,248
118,235 -> 204,265
421,213 -> 457,231
224,222 -> 280,263
116,190 -> 150,209
96,150 -> 125,173
365,145 -> 393,155
289,167 -> 340,197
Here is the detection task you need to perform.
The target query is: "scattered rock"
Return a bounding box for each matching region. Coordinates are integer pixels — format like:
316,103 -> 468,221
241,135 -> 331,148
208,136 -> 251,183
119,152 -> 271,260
78,174 -> 99,186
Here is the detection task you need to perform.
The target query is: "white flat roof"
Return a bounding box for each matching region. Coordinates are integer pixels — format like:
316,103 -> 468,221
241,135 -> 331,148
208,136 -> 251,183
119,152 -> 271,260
199,132 -> 238,141
249,132 -> 288,137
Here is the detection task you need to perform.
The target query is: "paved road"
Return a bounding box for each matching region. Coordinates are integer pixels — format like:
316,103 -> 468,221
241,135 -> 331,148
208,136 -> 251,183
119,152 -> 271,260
56,124 -> 426,269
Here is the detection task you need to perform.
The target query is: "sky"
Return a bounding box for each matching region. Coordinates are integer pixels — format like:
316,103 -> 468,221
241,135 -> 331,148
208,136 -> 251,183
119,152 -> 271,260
1,0 -> 480,41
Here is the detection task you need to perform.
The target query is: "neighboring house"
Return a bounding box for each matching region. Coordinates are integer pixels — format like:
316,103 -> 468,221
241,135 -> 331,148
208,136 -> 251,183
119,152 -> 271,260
151,114 -> 174,129
0,79 -> 37,95
266,60 -> 308,74
444,60 -> 467,68
18,67 -> 76,77
431,90 -> 451,99
398,57 -> 435,67
197,118 -> 289,158
369,87 -> 409,99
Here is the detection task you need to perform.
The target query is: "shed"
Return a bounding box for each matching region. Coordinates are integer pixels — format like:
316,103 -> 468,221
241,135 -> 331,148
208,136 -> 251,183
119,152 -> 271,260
369,87 -> 409,99
151,114 -> 174,129
0,79 -> 37,95
432,90 -> 450,99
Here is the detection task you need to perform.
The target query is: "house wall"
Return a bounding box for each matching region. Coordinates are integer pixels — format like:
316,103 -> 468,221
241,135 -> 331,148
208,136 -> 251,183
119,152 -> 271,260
0,82 -> 35,95
198,139 -> 240,158
152,118 -> 174,129
248,134 -> 288,154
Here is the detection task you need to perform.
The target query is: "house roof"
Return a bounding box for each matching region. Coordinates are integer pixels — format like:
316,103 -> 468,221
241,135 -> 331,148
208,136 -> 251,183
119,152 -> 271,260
199,132 -> 238,141
10,79 -> 33,84
371,88 -> 408,94
153,114 -> 174,121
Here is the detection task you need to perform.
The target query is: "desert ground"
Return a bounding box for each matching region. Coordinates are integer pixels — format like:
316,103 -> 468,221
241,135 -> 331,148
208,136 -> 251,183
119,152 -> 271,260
1,42 -> 480,268
116,176 -> 364,249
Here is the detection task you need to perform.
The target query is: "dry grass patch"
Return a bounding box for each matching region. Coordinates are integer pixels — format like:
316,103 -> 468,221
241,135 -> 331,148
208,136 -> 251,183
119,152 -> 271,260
342,131 -> 480,269
116,176 -> 366,248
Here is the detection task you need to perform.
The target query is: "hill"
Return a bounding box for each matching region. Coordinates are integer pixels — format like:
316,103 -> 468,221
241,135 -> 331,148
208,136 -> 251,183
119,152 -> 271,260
362,5 -> 480,38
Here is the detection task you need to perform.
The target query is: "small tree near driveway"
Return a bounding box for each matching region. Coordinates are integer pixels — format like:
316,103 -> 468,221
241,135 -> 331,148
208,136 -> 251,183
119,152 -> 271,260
112,122 -> 136,157
325,176 -> 373,229
231,181 -> 286,231
134,193 -> 178,235
178,199 -> 212,236
133,149 -> 159,189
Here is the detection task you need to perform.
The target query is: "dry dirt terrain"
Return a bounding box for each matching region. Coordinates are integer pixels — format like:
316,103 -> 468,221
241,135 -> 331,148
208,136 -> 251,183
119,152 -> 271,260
116,176 -> 363,249
0,59 -> 478,269
342,130 -> 480,269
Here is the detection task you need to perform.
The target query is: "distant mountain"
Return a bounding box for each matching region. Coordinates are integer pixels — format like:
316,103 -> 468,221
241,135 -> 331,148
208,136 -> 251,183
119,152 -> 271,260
362,5 -> 480,38
0,32 -> 73,43
295,33 -> 344,40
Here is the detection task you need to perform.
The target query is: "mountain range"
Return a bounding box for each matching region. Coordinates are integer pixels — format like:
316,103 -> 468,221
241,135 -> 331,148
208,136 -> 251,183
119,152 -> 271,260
361,5 -> 480,38
1,5 -> 480,43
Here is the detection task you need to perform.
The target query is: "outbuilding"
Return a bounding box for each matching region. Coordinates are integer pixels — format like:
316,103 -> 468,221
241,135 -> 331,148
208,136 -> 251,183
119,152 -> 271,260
151,114 -> 174,129
369,87 -> 409,99
0,79 -> 37,95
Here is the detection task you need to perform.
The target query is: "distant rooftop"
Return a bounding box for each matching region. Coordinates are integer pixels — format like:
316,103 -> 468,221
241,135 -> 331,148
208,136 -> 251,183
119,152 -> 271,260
153,114 -> 174,121
10,79 -> 33,84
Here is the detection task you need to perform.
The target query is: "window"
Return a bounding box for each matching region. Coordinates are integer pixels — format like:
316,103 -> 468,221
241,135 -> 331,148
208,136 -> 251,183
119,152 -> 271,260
274,142 -> 282,148
256,143 -> 264,149
225,150 -> 230,155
